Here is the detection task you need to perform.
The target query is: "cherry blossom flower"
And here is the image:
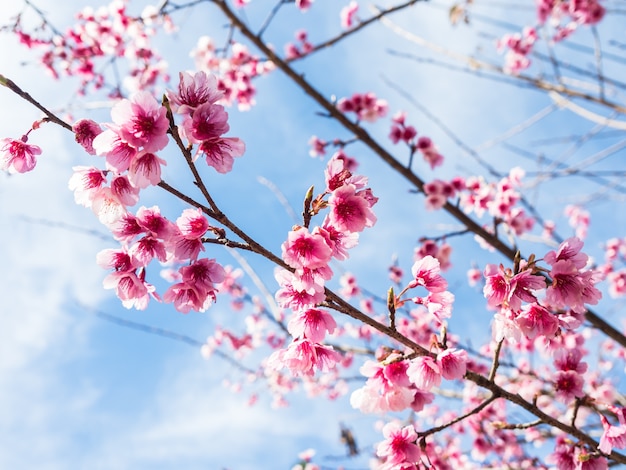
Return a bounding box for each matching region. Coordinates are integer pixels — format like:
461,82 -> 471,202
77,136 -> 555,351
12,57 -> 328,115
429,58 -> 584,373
197,137 -> 245,173
318,221 -> 359,260
296,0 -> 314,12
267,338 -> 341,376
110,174 -> 140,207
599,414 -> 626,455
102,269 -> 155,310
351,355 -> 416,413
376,422 -> 421,467
275,269 -> 325,311
128,150 -> 166,189
135,206 -> 177,240
554,348 -> 588,374
437,348 -> 468,380
111,91 -> 169,152
607,269 -> 626,298
308,135 -> 326,158
406,355 -> 441,390
163,281 -> 208,313
340,1 -> 359,29
417,136 -> 444,169
68,166 -> 107,207
73,118 -> 102,155
515,303 -> 559,339
176,208 -> 209,239
554,370 -> 585,404
337,92 -> 388,122
91,187 -> 127,225
287,308 -> 336,342
282,227 -> 332,270
182,102 -> 229,144
92,127 -> 138,172
96,247 -> 136,272
546,260 -> 585,312
328,184 -> 377,233
544,237 -> 588,269
167,70 -> 223,115
0,136 -> 41,173
179,258 -> 226,294
409,255 -> 448,293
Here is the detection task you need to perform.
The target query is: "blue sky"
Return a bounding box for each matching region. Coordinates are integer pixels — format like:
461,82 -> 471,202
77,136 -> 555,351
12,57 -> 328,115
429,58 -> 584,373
0,0 -> 625,469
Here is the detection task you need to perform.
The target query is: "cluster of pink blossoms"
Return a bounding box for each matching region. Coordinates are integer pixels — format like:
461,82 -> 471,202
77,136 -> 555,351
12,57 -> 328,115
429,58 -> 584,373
69,71 -> 244,312
497,0 -> 605,73
600,237 -> 626,298
337,92 -> 388,123
483,238 -> 604,407
388,112 -> 445,170
268,153 -> 378,376
284,30 -> 314,60
537,0 -> 605,27
190,36 -> 274,111
351,255 -> 463,418
421,167 -> 534,238
497,27 -> 537,74
12,0 -> 173,95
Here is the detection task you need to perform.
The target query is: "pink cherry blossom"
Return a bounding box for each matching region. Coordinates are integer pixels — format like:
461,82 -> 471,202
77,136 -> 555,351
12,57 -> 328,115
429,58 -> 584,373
275,269 -> 325,311
167,70 -> 223,115
437,348 -> 468,380
176,208 -> 209,239
554,348 -> 588,374
102,269 -> 155,310
546,260 -> 585,312
544,237 -> 588,269
73,118 -> 102,155
409,255 -> 448,293
554,370 -> 585,404
376,422 -> 421,467
0,136 -> 41,173
267,338 -> 341,377
128,150 -> 166,189
607,269 -> 626,298
91,187 -> 127,225
129,235 -> 168,265
599,414 -> 626,454
182,102 -> 230,144
96,247 -> 136,272
406,355 -> 441,390
163,281 -> 209,313
92,128 -> 138,172
111,91 -> 169,152
318,221 -> 359,260
179,258 -> 226,293
515,303 -> 559,339
296,0 -> 314,12
287,308 -> 336,342
110,174 -> 140,207
507,269 -> 545,312
135,206 -> 177,240
340,1 -> 359,29
328,183 -> 377,233
308,135 -> 326,158
282,227 -> 332,270
68,166 -> 108,207
197,137 -> 245,173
